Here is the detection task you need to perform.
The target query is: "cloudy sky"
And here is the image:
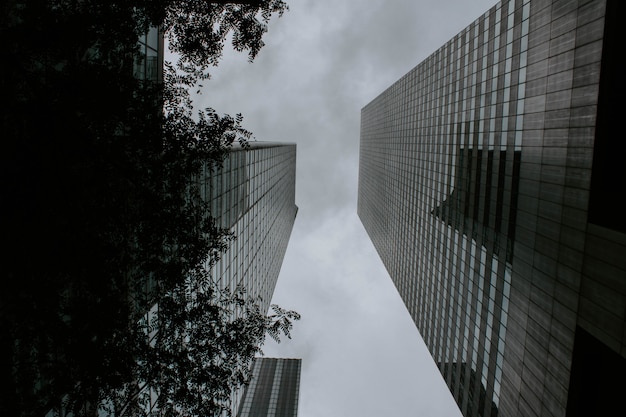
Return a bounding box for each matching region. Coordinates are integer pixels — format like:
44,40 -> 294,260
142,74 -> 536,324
193,1 -> 496,415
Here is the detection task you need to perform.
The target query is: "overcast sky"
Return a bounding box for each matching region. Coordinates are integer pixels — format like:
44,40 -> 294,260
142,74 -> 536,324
193,1 -> 497,415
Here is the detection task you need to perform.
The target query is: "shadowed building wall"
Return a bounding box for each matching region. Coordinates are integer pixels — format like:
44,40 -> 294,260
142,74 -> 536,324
358,0 -> 625,416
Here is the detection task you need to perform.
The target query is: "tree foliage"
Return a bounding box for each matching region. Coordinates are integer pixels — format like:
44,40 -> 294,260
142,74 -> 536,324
66,285 -> 300,417
1,1 -> 295,416
164,0 -> 289,83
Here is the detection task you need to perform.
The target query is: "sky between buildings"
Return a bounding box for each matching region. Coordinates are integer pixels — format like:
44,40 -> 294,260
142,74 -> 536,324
191,0 -> 499,415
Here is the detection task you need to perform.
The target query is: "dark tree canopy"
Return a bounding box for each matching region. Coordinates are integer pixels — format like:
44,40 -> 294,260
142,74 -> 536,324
164,0 -> 289,82
0,1 -> 295,416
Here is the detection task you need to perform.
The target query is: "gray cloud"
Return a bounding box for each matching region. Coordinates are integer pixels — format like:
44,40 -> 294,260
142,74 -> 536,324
263,210 -> 462,417
190,1 -> 498,415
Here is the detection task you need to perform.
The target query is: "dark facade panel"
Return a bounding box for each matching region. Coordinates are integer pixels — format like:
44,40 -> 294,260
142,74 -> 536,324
588,0 -> 626,234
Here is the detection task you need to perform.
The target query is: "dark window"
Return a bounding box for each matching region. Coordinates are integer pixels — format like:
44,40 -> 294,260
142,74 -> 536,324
588,0 -> 626,233
566,327 -> 626,417
495,151 -> 506,234
483,152 -> 494,227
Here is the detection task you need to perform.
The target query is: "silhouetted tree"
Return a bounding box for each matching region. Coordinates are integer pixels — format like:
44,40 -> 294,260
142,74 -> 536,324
65,286 -> 299,417
0,1 -> 295,416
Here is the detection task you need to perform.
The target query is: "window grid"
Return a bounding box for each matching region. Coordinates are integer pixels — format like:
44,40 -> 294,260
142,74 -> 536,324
358,1 -> 531,415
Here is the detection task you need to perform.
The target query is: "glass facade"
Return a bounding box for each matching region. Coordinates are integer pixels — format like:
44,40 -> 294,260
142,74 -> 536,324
236,358 -> 302,417
202,142 -> 298,415
358,1 -> 625,416
201,142 -> 298,315
134,26 -> 164,83
138,142 -> 297,417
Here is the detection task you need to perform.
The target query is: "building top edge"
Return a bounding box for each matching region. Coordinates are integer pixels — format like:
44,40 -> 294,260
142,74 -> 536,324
233,141 -> 297,150
361,0 -> 502,112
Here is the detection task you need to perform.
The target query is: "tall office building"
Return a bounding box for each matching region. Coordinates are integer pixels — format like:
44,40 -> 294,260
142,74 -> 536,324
201,142 -> 298,415
202,142 -> 298,315
132,27 -> 298,417
90,141 -> 297,417
236,358 -> 302,417
358,1 -> 625,416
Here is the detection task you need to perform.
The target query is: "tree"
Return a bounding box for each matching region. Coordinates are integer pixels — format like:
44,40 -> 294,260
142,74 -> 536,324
1,1 -> 295,416
101,287 -> 300,417
163,0 -> 289,84
63,283 -> 300,417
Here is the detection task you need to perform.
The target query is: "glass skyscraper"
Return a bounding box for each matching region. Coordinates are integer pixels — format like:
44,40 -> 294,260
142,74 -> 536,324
201,142 -> 298,315
136,142 -> 297,417
358,1 -> 625,416
201,142 -> 298,414
236,358 -> 302,417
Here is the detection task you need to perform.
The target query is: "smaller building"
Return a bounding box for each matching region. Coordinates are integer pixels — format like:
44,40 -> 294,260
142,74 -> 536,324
236,358 -> 302,417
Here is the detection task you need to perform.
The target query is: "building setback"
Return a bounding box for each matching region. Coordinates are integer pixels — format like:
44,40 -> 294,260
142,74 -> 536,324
236,358 -> 302,417
358,0 -> 625,416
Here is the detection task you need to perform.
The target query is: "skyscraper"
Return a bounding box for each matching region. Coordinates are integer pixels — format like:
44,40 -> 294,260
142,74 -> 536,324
202,142 -> 298,414
203,142 -> 298,315
358,1 -> 625,416
236,358 -> 302,417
